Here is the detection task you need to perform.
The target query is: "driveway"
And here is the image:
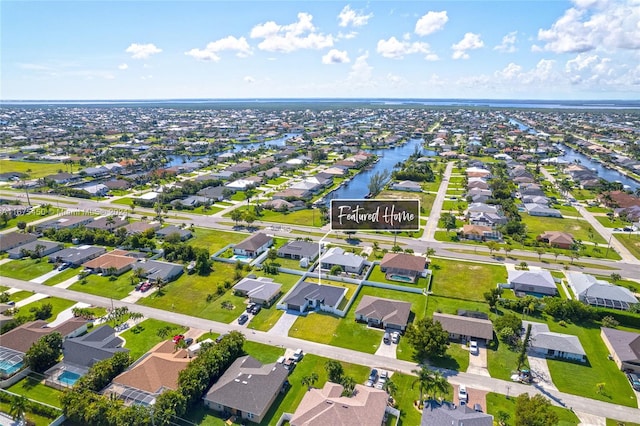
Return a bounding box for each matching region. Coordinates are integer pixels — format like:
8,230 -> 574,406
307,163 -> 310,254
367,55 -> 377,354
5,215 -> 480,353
466,342 -> 490,377
30,268 -> 63,284
49,301 -> 90,327
575,411 -> 605,426
528,355 -> 558,391
268,311 -> 300,337
374,335 -> 397,359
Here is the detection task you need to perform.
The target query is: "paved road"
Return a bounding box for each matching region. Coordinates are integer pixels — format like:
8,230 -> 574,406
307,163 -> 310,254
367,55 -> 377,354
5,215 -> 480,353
422,161 -> 454,241
3,276 -> 639,422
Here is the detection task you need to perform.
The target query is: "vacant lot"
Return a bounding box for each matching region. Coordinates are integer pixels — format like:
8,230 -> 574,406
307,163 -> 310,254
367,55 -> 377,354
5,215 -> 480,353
614,234 -> 640,260
0,160 -> 70,179
486,393 -> 580,426
429,259 -> 506,302
523,214 -> 607,244
120,318 -> 187,361
20,296 -> 77,323
69,271 -> 136,300
377,190 -> 435,216
225,205 -> 324,227
189,227 -> 247,253
0,258 -> 56,280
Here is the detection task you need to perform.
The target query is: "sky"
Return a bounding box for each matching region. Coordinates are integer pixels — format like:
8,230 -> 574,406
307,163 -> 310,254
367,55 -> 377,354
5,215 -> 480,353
1,0 -> 639,100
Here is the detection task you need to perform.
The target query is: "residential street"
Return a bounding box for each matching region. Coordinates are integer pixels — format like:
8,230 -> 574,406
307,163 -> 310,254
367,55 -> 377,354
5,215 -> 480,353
422,161 -> 454,241
3,276 -> 640,423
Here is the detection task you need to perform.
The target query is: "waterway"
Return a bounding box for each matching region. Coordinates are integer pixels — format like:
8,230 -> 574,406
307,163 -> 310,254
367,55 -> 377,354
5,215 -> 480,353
325,138 -> 436,201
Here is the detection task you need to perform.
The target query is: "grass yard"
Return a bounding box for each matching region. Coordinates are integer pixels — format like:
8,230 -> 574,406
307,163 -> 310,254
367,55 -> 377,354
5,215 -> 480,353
242,340 -> 286,364
367,265 -> 429,289
486,393 -> 580,426
138,262 -> 248,323
42,266 -> 79,286
7,290 -> 34,303
68,271 -> 136,300
606,419 -> 640,426
586,206 -> 611,213
595,215 -> 632,228
614,234 -> 640,260
0,400 -> 59,426
6,375 -> 63,407
189,205 -> 224,215
546,320 -> 637,407
226,205 -> 324,227
0,160 -> 69,179
110,197 -> 135,206
247,306 -> 284,332
189,227 -> 247,253
21,296 -> 77,323
486,338 -> 520,381
0,209 -> 61,231
552,203 -> 579,216
441,200 -> 468,212
119,318 -> 187,361
429,258 -> 507,302
267,177 -> 288,185
0,258 -> 56,280
522,214 -> 607,244
377,190 -> 435,216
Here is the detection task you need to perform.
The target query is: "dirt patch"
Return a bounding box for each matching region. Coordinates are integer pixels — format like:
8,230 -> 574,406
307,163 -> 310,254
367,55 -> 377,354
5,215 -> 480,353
466,266 -> 482,270
571,225 -> 581,231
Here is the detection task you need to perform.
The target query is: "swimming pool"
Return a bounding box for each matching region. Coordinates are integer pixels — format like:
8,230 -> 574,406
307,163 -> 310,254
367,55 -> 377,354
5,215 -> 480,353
0,360 -> 23,376
58,370 -> 81,386
232,255 -> 252,262
389,275 -> 413,282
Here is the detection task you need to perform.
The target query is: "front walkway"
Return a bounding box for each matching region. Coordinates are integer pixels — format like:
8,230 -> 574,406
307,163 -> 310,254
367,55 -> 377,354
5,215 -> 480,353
15,293 -> 48,308
48,301 -> 91,327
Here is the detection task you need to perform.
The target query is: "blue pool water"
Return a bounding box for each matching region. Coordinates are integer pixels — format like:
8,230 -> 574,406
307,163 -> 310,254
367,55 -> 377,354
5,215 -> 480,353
0,360 -> 23,376
58,371 -> 81,386
390,275 -> 413,282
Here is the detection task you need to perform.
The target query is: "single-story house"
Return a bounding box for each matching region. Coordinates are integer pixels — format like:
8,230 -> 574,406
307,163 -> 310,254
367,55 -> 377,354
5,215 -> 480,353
525,321 -> 586,362
421,400 -> 493,426
36,215 -> 94,232
156,225 -> 192,241
433,313 -> 494,344
104,179 -> 131,191
171,195 -> 211,208
390,180 -> 422,192
508,269 -> 557,297
0,232 -> 37,252
86,216 -> 128,231
82,249 -> 138,276
197,186 -> 229,201
7,240 -> 63,259
524,203 -> 563,218
282,281 -> 346,313
566,272 -> 638,310
123,221 -> 161,235
469,212 -> 508,228
320,247 -> 366,275
600,327 -> 640,373
81,183 -> 109,196
379,252 -> 428,283
233,233 -> 273,258
137,260 -> 183,283
355,296 -> 412,331
461,224 -> 503,242
277,240 -> 320,261
203,355 -> 288,424
537,231 -> 574,249
48,245 -> 107,266
233,276 -> 282,307
262,199 -> 305,212
290,383 -> 388,426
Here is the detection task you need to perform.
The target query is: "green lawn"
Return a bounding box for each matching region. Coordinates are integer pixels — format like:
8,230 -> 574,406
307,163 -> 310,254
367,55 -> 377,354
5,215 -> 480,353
225,205 -> 324,227
606,419 -> 640,426
522,214 -> 607,244
242,341 -> 286,364
377,190 -> 435,216
0,159 -> 70,179
552,203 -> 579,216
0,258 -> 56,280
21,296 -> 77,323
189,205 -> 224,215
586,206 -> 611,213
595,215 -> 632,228
138,262 -> 249,323
367,264 -> 429,289
7,290 -> 34,303
6,375 -> 63,407
189,227 -> 247,253
0,209 -> 60,231
110,197 -> 135,206
0,399 -> 59,426
441,200 -> 468,212
42,266 -> 79,286
486,338 -> 520,381
119,318 -> 187,361
391,372 -> 452,426
429,259 -> 506,302
68,271 -> 136,300
614,234 -> 640,260
486,393 -> 580,426
267,177 -> 288,185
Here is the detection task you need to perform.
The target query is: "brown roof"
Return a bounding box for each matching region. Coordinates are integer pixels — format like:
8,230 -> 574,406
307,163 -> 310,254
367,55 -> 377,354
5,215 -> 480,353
82,251 -> 137,270
601,191 -> 640,209
0,318 -> 87,353
462,224 -> 492,235
433,313 -> 494,341
380,252 -> 428,272
290,383 -> 387,426
112,340 -> 190,393
538,231 -> 574,245
235,232 -> 272,252
123,221 -> 161,234
355,296 -> 411,327
0,232 -> 37,252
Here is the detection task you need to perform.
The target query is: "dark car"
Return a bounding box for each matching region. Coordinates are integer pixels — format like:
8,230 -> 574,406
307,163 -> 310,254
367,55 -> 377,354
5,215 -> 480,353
184,337 -> 194,346
246,303 -> 256,313
628,372 -> 640,391
250,305 -> 262,315
238,314 -> 249,325
215,333 -> 228,344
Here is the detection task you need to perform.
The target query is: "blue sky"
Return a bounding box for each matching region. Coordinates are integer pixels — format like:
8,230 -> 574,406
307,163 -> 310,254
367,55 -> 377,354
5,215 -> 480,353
2,0 -> 639,100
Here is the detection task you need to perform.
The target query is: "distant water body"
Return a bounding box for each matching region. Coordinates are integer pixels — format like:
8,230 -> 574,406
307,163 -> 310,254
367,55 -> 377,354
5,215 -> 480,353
3,98 -> 640,110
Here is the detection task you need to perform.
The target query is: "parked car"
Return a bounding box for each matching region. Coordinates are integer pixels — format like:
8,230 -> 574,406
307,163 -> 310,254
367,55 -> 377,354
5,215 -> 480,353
172,334 -> 185,344
57,263 -> 70,271
376,370 -> 388,389
246,302 -> 256,313
470,340 -> 478,355
184,337 -> 194,346
627,372 -> 640,391
383,332 -> 391,344
250,305 -> 262,315
291,348 -> 304,361
215,334 -> 228,344
238,314 -> 249,325
391,331 -> 400,344
473,403 -> 483,412
458,384 -> 468,403
284,358 -> 296,372
140,282 -> 152,292
366,369 -> 378,387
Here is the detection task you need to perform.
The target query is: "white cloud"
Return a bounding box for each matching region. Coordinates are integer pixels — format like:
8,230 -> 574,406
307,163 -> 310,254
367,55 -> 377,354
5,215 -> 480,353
377,37 -> 434,59
338,5 -> 373,27
415,11 -> 448,36
494,31 -> 518,53
185,36 -> 252,61
565,53 -> 614,84
495,62 -> 523,79
452,33 -> 484,59
244,76 -> 255,83
125,43 -> 162,59
537,0 -> 640,53
250,12 -> 333,52
322,49 -> 350,64
118,63 -> 128,70
348,52 -> 373,84
337,31 -> 358,40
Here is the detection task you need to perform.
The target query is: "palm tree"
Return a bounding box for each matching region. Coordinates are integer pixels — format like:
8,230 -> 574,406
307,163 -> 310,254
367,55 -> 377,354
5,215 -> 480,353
383,379 -> 398,398
9,394 -> 27,422
301,372 -> 319,391
411,366 -> 432,407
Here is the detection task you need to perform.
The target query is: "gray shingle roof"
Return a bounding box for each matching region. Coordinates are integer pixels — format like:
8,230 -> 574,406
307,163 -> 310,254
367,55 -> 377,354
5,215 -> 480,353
320,247 -> 365,269
433,313 -> 494,341
284,281 -> 346,308
421,400 -> 493,426
524,321 -> 586,356
355,296 -> 411,327
233,277 -> 282,302
277,241 -> 319,260
235,233 -> 273,252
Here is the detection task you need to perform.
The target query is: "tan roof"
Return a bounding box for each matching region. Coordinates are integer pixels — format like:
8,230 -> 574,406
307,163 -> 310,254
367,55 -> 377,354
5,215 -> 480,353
433,313 -> 494,341
380,252 -> 428,272
355,296 -> 411,327
83,251 -> 137,270
538,231 -> 574,245
0,318 -> 87,353
462,224 -> 492,235
290,383 -> 387,426
112,340 -> 190,393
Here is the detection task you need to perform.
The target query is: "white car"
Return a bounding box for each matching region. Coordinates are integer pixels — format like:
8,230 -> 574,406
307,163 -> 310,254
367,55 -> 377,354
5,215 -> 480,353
470,340 -> 478,355
458,384 -> 468,403
291,348 -> 304,362
391,332 -> 400,344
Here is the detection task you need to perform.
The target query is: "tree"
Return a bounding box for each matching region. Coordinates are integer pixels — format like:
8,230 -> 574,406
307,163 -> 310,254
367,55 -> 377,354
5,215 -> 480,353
484,287 -> 503,313
536,247 -> 546,261
497,410 -> 510,426
411,366 -> 448,406
24,332 -> 63,373
610,273 -> 621,283
517,323 -> 532,371
9,395 -> 28,422
340,376 -> 356,396
330,265 -> 343,276
494,313 -> 522,335
367,169 -> 390,197
17,221 -> 27,232
244,210 -> 257,228
503,245 -> 512,258
244,187 -> 257,204
486,241 -> 500,257
324,360 -> 344,383
440,213 -> 457,235
195,250 -> 212,275
405,317 -> 449,361
426,247 -> 436,257
514,393 -> 559,426
301,372 -> 319,390
383,379 -> 398,398
230,208 -> 244,226
0,212 -> 10,226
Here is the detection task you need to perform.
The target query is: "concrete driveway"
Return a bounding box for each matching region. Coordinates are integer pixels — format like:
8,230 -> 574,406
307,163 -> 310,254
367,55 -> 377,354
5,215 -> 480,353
374,335 -> 397,359
528,355 -> 558,391
575,410 -> 605,426
268,311 -> 300,337
466,342 -> 490,377
30,268 -> 63,284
